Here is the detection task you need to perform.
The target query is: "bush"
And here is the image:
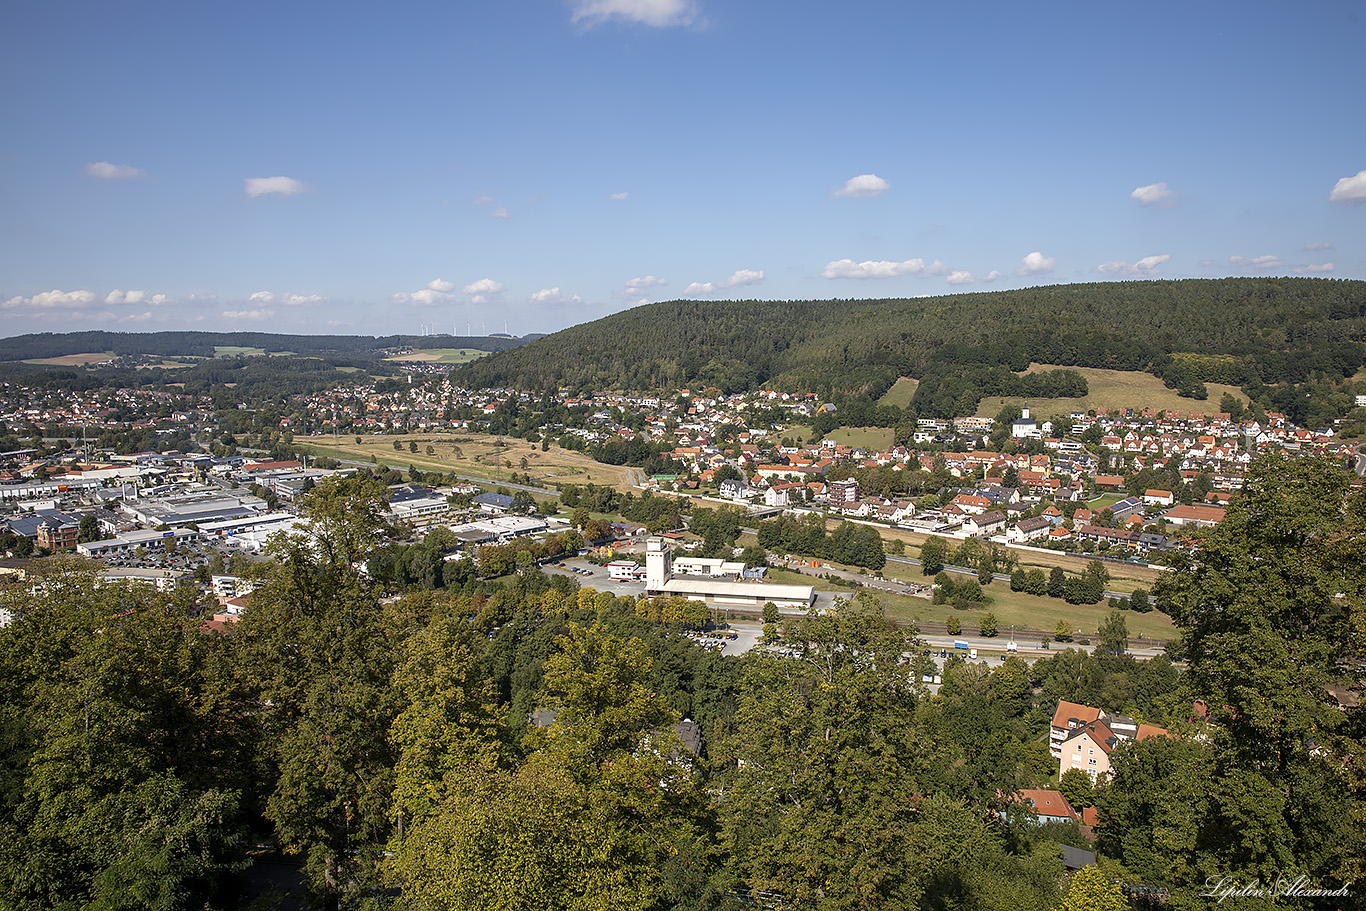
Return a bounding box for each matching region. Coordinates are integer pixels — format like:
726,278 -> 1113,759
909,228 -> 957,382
946,616 -> 962,635
979,612 -> 998,637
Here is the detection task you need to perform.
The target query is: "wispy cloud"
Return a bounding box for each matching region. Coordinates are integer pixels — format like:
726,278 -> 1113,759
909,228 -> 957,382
1328,169 -> 1366,204
1303,241 -> 1333,252
684,269 -> 765,296
821,258 -> 947,279
1097,254 -> 1171,277
245,176 -> 307,197
222,308 -> 274,320
832,174 -> 889,199
530,287 -> 583,305
1131,181 -> 1176,207
626,275 -> 667,292
1229,254 -> 1283,269
1296,263 -> 1334,274
86,161 -> 144,179
945,269 -> 1001,285
609,191 -> 629,200
571,0 -> 698,28
1017,251 -> 1056,276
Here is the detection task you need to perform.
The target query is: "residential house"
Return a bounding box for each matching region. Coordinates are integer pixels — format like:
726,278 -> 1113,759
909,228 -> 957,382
1050,700 -> 1104,759
1014,789 -> 1079,825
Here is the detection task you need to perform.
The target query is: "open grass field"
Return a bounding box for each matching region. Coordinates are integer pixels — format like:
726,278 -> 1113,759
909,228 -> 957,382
763,566 -> 1175,640
294,432 -> 637,491
386,348 -> 489,364
877,376 -> 920,409
23,351 -> 116,366
975,363 -> 1249,419
870,523 -> 1163,589
214,346 -> 267,356
783,424 -> 894,451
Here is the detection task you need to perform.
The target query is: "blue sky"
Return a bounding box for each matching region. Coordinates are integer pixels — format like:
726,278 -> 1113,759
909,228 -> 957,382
2,0 -> 1363,339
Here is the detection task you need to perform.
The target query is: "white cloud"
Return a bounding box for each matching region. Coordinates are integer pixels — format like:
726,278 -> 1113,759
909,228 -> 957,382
530,287 -> 584,305
821,258 -> 947,280
683,269 -> 765,296
222,309 -> 274,320
473,194 -> 494,207
463,278 -> 505,296
2,289 -> 97,310
245,176 -> 307,198
490,207 -> 511,219
609,191 -> 629,200
626,275 -> 667,292
1303,241 -> 1333,252
571,0 -> 697,28
944,268 -> 1002,285
119,311 -> 152,323
249,291 -> 275,304
1229,254 -> 1283,268
1328,169 -> 1366,204
408,289 -> 449,306
283,293 -> 322,305
1297,263 -> 1334,274
1017,251 -> 1056,276
1131,182 -> 1175,206
832,174 -> 890,199
1097,254 -> 1172,277
105,289 -> 143,305
86,161 -> 144,179
427,278 -> 455,293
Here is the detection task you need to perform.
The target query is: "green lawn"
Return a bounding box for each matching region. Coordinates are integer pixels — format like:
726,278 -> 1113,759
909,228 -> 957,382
764,563 -> 1175,641
877,377 -> 920,409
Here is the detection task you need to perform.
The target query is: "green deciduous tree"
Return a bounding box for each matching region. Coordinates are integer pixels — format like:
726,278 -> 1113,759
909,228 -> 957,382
235,477 -> 401,910
1104,453 -> 1366,900
1097,611 -> 1128,656
1057,864 -> 1126,911
0,559 -> 249,910
920,535 -> 946,575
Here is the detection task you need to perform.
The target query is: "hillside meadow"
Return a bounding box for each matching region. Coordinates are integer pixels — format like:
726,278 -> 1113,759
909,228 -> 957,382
975,363 -> 1250,418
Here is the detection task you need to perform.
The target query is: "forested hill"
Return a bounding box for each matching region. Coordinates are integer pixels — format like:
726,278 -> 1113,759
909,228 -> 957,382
0,330 -> 536,363
455,278 -> 1366,405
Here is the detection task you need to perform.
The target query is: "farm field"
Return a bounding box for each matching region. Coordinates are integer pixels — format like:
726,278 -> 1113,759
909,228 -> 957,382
975,363 -> 1249,419
23,351 -> 115,366
294,432 -> 636,491
385,348 -> 489,364
877,376 -> 920,409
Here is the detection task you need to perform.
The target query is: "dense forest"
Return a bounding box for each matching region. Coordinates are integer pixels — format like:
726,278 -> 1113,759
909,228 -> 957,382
0,454 -> 1360,910
455,278 -> 1366,413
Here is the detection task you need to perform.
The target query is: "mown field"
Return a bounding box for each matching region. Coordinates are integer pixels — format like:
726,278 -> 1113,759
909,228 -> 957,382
295,432 -> 636,490
385,348 -> 489,364
764,565 -> 1176,641
877,376 -> 920,409
975,363 -> 1249,419
23,351 -> 116,366
783,425 -> 895,451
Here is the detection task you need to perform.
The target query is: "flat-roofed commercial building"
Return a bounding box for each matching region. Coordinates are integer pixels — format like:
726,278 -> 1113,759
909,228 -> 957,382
645,539 -> 815,610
